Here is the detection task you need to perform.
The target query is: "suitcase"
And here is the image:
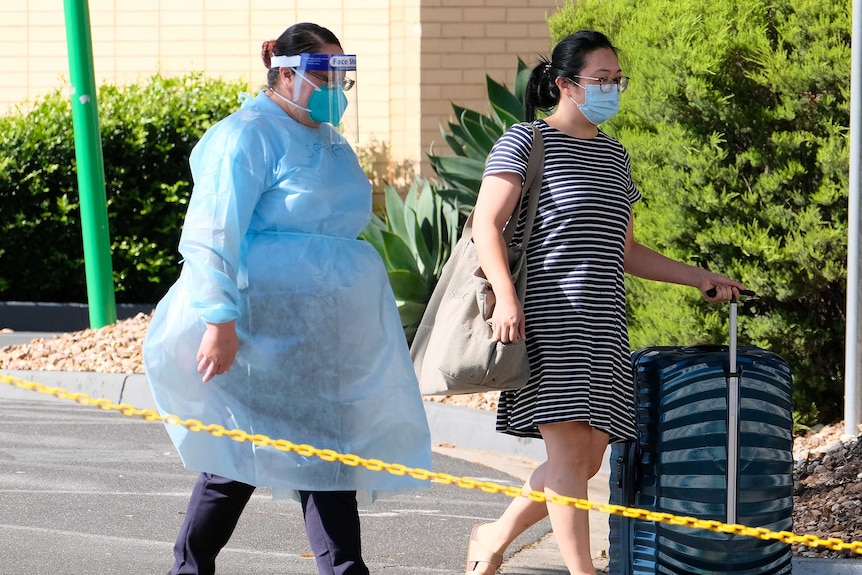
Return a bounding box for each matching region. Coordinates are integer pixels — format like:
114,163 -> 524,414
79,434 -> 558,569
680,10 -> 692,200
608,292 -> 794,574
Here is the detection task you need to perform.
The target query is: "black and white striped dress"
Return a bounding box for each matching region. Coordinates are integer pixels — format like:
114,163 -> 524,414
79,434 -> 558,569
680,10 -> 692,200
483,120 -> 640,443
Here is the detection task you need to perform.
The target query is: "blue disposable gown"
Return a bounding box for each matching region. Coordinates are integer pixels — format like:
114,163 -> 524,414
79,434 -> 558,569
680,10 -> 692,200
143,91 -> 431,500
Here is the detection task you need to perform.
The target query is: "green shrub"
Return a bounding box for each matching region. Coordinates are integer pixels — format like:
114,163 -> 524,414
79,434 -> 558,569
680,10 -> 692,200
0,73 -> 248,303
550,0 -> 850,423
360,179 -> 460,343
429,58 -> 532,216
358,59 -> 532,342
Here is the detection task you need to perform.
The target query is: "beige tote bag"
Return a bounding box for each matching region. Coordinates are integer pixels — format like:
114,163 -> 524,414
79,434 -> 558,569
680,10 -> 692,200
411,123 -> 544,395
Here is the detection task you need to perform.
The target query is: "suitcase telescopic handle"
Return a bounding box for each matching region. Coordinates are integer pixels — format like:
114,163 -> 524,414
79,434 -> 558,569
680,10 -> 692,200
703,288 -> 755,525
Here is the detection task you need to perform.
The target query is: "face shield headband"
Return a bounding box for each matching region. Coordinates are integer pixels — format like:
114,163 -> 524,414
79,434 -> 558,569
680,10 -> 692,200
270,53 -> 358,142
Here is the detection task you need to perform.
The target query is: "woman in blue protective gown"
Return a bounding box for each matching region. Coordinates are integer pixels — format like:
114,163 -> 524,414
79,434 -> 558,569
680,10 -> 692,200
143,22 -> 431,575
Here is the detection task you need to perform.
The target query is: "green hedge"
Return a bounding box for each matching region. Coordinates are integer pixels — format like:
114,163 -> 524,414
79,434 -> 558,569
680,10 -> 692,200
549,0 -> 850,424
0,73 -> 248,303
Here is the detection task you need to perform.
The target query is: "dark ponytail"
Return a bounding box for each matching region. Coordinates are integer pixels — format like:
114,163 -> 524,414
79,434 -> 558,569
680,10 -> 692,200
525,58 -> 559,122
524,30 -> 618,121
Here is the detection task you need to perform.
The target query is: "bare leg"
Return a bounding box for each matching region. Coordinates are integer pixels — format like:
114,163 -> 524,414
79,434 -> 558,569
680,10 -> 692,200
466,464 -> 549,574
465,424 -> 608,575
539,421 -> 609,575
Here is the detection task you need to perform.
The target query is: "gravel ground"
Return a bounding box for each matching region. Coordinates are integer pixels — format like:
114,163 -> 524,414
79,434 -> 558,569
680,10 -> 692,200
1,314 -> 861,559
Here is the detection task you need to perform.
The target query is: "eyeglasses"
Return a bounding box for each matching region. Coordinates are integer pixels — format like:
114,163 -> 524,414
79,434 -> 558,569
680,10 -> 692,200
305,70 -> 356,92
570,75 -> 630,93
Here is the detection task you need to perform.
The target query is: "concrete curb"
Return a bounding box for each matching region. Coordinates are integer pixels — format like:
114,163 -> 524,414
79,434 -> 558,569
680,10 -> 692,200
0,301 -> 153,332
424,400 -> 548,462
0,369 -> 136,404
0,369 -> 155,412
792,558 -> 862,574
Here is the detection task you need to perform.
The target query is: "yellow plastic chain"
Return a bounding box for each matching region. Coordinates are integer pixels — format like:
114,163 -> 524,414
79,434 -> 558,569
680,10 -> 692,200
2,372 -> 860,555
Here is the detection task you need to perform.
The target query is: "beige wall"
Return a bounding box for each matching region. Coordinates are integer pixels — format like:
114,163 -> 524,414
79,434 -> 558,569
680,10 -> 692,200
0,0 -> 558,175
418,0 -> 557,169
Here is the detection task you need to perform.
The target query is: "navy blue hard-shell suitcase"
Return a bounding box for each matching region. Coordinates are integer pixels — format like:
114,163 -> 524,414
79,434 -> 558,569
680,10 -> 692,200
608,294 -> 794,575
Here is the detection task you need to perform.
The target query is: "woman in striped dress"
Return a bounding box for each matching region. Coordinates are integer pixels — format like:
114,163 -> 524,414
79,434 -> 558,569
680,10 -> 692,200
464,30 -> 745,575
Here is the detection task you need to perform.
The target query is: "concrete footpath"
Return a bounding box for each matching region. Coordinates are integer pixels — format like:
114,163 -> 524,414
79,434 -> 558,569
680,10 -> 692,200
1,331 -> 862,574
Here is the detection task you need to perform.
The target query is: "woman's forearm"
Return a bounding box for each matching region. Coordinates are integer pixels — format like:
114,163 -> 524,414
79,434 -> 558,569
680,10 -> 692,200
624,241 -> 709,287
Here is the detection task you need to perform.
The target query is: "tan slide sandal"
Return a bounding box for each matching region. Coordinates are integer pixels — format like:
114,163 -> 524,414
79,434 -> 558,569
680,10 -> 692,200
465,524 -> 503,575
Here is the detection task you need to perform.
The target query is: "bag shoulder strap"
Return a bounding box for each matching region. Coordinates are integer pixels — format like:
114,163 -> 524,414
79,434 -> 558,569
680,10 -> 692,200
507,122 -> 544,247
462,122 -> 545,243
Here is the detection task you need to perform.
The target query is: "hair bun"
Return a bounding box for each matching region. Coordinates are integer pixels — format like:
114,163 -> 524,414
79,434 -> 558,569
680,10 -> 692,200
261,39 -> 276,68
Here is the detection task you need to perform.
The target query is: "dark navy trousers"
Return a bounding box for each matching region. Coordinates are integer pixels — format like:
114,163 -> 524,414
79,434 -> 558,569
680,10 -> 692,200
170,472 -> 369,575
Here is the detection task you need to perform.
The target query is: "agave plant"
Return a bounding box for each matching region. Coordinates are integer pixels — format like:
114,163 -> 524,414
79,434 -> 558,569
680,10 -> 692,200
360,178 -> 460,343
429,57 -> 531,215
360,59 -> 532,342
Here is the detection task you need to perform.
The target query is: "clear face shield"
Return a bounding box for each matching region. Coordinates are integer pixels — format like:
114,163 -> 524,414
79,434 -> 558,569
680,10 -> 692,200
270,53 -> 358,143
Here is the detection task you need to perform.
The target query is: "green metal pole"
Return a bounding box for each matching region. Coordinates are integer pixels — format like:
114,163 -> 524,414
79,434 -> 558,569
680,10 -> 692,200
64,0 -> 116,328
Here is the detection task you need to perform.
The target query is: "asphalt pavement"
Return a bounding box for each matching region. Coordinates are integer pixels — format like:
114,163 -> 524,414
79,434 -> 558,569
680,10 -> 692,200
1,331 -> 862,574
0,398 -> 557,574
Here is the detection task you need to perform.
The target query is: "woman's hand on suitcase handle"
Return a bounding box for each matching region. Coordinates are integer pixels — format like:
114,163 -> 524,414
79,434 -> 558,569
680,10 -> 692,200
699,272 -> 748,302
705,286 -> 757,299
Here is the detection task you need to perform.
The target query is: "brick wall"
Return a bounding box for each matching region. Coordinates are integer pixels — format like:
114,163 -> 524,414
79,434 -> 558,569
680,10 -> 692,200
418,0 -> 557,173
0,0 -> 559,176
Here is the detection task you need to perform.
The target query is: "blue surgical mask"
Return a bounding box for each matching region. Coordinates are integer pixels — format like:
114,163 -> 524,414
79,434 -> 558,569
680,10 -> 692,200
306,85 -> 348,125
570,84 -> 619,125
269,79 -> 348,126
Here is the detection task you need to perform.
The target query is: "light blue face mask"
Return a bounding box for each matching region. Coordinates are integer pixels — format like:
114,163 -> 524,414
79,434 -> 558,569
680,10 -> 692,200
269,72 -> 349,126
305,83 -> 348,125
570,84 -> 620,125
